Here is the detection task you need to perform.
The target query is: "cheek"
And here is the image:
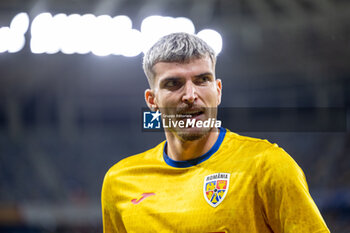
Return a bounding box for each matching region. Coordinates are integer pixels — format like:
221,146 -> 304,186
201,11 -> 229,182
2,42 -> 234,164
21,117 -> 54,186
155,92 -> 177,107
204,89 -> 219,105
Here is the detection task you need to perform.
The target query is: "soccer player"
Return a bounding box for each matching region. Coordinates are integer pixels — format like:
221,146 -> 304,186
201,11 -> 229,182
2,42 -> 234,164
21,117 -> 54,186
101,32 -> 330,232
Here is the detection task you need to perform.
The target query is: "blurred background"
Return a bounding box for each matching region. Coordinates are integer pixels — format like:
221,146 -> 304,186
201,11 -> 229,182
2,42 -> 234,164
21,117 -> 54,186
0,0 -> 349,232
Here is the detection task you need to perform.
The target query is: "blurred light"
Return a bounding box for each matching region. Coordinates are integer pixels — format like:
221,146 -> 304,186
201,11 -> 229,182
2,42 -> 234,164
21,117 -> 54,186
141,15 -> 195,53
7,30 -> 26,53
91,15 -> 113,56
31,13 -> 52,37
0,12 -> 29,53
112,15 -> 132,30
174,17 -> 195,34
140,15 -> 164,53
30,37 -> 44,54
10,12 -> 30,35
0,27 -> 10,53
77,14 -> 96,54
61,14 -> 81,54
197,29 -> 223,55
49,13 -> 68,54
0,26 -> 26,53
109,15 -> 133,55
27,13 -> 222,57
30,12 -> 53,54
120,29 -> 144,57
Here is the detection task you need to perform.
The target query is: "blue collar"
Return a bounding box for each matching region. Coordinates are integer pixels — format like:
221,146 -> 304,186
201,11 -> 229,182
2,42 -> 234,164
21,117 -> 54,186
163,127 -> 226,168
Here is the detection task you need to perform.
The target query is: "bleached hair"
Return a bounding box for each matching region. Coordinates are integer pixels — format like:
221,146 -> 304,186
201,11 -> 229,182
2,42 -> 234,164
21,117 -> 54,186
143,32 -> 217,88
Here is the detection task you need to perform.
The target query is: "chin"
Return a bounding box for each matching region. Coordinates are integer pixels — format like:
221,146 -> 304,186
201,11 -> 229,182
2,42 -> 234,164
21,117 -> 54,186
175,126 -> 212,142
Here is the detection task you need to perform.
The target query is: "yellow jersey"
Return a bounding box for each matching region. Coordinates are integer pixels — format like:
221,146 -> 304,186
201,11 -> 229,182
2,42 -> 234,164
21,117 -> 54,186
102,127 -> 329,233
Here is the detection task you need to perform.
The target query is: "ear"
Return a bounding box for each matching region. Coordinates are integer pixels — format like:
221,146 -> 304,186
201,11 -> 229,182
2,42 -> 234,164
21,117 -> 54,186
145,89 -> 158,111
216,79 -> 222,106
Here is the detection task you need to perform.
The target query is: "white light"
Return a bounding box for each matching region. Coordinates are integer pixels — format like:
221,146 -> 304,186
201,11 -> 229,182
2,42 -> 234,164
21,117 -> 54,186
172,17 -> 195,34
61,14 -> 81,54
30,37 -> 45,54
0,13 -> 29,53
49,13 -> 68,54
27,13 -> 223,57
77,14 -> 96,54
7,30 -> 25,53
140,15 -> 163,34
197,29 -> 223,55
141,15 -> 196,53
10,12 -> 30,35
112,15 -> 132,30
91,15 -> 113,56
30,12 -> 53,54
0,27 -> 24,53
141,15 -> 168,53
120,29 -> 144,57
31,13 -> 52,37
108,15 -> 133,55
0,27 -> 10,53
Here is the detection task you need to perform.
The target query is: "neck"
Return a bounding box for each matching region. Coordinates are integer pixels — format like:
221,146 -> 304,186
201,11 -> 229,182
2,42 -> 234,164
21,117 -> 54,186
165,127 -> 219,161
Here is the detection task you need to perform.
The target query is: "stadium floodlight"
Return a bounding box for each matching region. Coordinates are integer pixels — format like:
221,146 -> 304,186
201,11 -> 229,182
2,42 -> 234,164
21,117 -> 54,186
197,29 -> 223,55
141,15 -> 195,52
75,14 -> 95,55
31,12 -> 52,37
10,12 -> 30,35
7,30 -> 26,53
171,17 -> 195,34
61,14 -> 82,54
0,26 -> 26,53
109,15 -> 134,55
141,15 -> 196,53
31,12 -> 53,54
0,12 -> 29,53
49,13 -> 68,54
120,29 -> 144,57
0,27 -> 10,53
27,12 -> 222,57
140,15 -> 164,53
91,15 -> 114,56
112,15 -> 132,31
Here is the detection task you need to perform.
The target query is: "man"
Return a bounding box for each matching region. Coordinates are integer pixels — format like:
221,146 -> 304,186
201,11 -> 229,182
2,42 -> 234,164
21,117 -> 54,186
102,32 -> 330,232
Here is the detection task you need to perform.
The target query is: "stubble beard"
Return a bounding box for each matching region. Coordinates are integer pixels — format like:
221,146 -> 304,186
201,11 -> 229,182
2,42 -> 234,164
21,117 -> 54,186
174,126 -> 212,141
163,105 -> 218,142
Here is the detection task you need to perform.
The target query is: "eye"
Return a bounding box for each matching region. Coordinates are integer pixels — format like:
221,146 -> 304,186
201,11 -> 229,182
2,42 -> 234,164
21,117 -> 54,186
165,80 -> 180,87
195,76 -> 211,85
161,78 -> 183,90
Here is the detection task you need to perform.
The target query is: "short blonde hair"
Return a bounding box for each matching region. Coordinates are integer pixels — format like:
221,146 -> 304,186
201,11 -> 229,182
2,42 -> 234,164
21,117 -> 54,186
143,32 -> 217,88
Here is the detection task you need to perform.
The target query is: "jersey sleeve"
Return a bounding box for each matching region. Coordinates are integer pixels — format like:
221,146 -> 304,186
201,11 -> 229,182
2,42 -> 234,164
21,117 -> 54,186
257,144 -> 330,233
101,170 -> 126,233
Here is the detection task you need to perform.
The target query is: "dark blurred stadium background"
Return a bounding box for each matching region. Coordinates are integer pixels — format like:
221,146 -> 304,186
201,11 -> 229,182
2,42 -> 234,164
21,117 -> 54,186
0,0 -> 349,232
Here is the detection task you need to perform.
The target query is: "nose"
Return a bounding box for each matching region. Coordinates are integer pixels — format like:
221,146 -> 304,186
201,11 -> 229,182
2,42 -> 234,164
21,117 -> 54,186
182,80 -> 197,104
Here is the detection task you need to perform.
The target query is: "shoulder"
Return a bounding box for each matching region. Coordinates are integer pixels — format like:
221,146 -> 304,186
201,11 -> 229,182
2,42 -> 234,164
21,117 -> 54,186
226,130 -> 272,144
223,129 -> 300,171
224,130 -> 308,193
223,129 -> 278,156
230,132 -> 308,191
104,141 -> 165,181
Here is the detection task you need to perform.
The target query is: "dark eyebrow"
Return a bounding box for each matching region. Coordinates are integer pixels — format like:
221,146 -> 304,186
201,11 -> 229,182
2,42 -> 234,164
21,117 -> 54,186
159,77 -> 183,87
160,77 -> 182,83
194,72 -> 214,78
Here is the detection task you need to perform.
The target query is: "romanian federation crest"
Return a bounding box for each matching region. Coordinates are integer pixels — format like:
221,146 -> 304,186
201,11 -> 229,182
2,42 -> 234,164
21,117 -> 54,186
203,173 -> 230,207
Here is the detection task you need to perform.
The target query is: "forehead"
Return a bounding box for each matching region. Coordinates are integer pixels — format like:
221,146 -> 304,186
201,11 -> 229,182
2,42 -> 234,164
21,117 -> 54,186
152,57 -> 214,81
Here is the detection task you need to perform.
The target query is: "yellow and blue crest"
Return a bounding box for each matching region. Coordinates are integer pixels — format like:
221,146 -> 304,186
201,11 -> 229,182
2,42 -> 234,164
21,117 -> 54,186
203,173 -> 230,207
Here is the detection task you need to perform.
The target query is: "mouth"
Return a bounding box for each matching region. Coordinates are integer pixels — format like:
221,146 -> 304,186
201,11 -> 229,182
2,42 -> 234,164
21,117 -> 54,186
177,110 -> 205,120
